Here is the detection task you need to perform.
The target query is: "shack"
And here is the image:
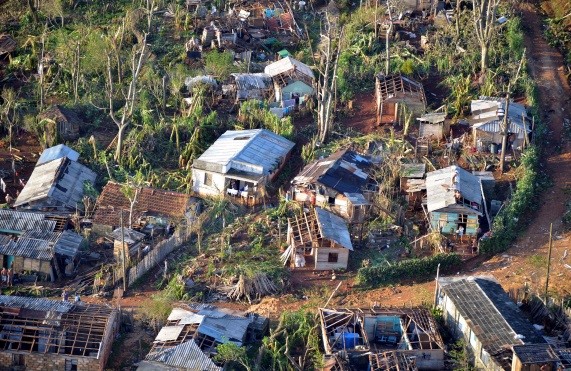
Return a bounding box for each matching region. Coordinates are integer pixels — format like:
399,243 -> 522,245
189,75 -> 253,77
92,181 -> 200,235
37,105 -> 82,141
470,98 -> 532,151
319,307 -> 445,370
14,148 -> 96,212
192,129 -> 294,203
0,34 -> 16,56
224,73 -> 273,103
264,56 -> 314,103
291,149 -> 372,223
138,304 -> 268,370
417,112 -> 449,141
0,296 -> 118,371
283,207 -> 353,271
0,210 -> 85,281
426,165 -> 482,236
375,74 -> 426,125
109,227 -> 146,265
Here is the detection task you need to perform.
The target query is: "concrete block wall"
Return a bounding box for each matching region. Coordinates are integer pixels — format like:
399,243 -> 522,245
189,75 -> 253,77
0,352 -> 102,371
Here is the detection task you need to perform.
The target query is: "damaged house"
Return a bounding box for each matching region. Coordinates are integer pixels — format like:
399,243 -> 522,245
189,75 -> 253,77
470,98 -> 532,151
375,74 -> 426,125
264,56 -> 314,103
436,276 -> 555,371
224,73 -> 273,104
282,207 -> 353,271
0,295 -> 118,371
14,145 -> 96,213
291,149 -> 373,223
426,165 -> 482,236
318,307 -> 445,370
37,105 -> 82,142
138,304 -> 268,370
417,112 -> 449,141
92,181 -> 200,235
192,129 -> 294,203
0,209 -> 86,281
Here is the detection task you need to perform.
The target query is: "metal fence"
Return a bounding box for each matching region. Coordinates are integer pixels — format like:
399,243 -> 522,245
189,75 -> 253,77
124,224 -> 192,287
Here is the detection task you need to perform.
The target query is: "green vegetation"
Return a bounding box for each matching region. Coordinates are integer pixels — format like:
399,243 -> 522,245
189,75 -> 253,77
356,254 -> 461,287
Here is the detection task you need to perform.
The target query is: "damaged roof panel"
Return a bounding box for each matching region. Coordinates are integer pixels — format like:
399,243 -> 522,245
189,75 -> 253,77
426,165 -> 482,213
315,207 -> 353,250
264,56 -> 314,80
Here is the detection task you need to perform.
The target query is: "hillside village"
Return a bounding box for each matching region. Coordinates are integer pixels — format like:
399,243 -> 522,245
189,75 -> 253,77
0,0 -> 571,370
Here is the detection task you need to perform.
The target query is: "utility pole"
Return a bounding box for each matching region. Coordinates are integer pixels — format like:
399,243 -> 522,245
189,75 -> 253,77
433,263 -> 441,309
499,93 -> 510,174
545,223 -> 553,302
120,209 -> 127,292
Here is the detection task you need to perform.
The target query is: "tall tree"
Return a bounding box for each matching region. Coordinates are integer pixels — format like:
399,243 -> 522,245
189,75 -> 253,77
316,14 -> 343,144
472,0 -> 501,79
106,33 -> 149,162
0,89 -> 21,152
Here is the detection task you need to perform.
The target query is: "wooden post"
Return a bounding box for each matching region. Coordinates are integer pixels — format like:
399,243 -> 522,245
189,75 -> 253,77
120,210 -> 127,291
433,263 -> 440,309
499,93 -> 510,174
545,223 -> 553,302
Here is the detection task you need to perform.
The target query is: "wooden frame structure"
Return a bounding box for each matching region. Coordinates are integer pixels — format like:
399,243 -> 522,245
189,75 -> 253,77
375,74 -> 426,125
284,207 -> 352,270
369,351 -> 418,371
0,298 -> 118,369
318,307 -> 444,370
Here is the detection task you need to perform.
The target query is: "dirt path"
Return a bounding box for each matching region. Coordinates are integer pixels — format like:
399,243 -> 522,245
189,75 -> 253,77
466,2 -> 571,297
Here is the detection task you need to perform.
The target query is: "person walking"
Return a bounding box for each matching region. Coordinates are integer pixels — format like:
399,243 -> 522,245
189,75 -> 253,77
62,290 -> 69,302
7,268 -> 13,287
0,267 -> 6,287
456,226 -> 465,243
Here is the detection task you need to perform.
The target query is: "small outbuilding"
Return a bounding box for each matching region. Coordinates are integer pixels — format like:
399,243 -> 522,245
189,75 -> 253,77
109,227 -> 146,265
225,73 -> 273,103
470,98 -> 532,151
375,74 -> 426,125
0,34 -> 16,56
283,207 -> 353,271
14,147 -> 96,212
37,105 -> 82,141
264,56 -> 315,103
417,112 -> 449,141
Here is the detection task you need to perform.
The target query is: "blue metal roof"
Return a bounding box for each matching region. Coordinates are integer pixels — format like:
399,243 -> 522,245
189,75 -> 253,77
37,144 -> 80,166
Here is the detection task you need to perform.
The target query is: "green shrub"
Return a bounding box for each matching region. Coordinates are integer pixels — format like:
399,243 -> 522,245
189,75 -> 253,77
356,253 -> 461,287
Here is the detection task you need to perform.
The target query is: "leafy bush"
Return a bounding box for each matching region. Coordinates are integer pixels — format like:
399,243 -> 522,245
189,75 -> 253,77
479,146 -> 546,255
356,253 -> 461,287
204,50 -> 237,80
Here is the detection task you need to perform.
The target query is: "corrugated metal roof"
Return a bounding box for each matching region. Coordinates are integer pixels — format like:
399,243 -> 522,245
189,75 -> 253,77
470,98 -> 530,131
426,165 -> 482,213
15,157 -> 97,211
37,144 -> 80,166
20,229 -> 60,243
0,209 -> 56,232
144,340 -> 221,371
439,277 -> 545,362
264,57 -> 314,80
53,230 -> 85,258
232,73 -> 272,90
0,295 -> 73,313
472,119 -> 531,135
0,238 -> 55,260
109,227 -> 146,244
292,150 -> 371,194
315,207 -> 353,250
199,315 -> 250,345
184,75 -> 218,90
193,129 -> 295,175
417,112 -> 446,124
